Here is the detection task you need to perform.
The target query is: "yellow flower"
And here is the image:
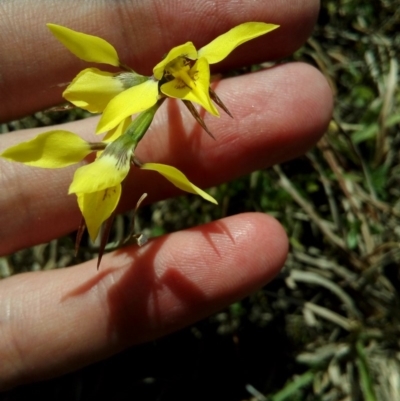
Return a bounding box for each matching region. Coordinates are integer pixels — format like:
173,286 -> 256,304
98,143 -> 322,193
69,140 -> 132,241
0,128 -> 113,241
1,103 -> 216,241
99,22 -> 279,132
47,24 -> 159,120
1,22 -> 282,259
151,22 -> 279,114
69,140 -> 217,241
48,22 -> 279,134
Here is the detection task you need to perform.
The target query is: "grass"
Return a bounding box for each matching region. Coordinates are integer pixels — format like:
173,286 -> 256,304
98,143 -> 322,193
1,0 -> 400,400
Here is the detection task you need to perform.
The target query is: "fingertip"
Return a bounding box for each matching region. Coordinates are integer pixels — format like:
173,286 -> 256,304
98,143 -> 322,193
230,212 -> 288,288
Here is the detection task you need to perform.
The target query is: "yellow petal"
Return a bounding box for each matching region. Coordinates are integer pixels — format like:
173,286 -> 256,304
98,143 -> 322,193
160,58 -> 219,116
153,42 -> 197,80
197,22 -> 279,64
0,131 -> 91,168
69,153 -> 131,194
77,185 -> 121,241
63,68 -> 125,113
47,23 -> 120,66
141,163 -> 217,204
102,117 -> 131,142
96,79 -> 159,133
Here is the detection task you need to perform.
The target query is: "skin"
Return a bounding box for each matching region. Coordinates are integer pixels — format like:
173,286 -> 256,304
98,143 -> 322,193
0,0 -> 332,390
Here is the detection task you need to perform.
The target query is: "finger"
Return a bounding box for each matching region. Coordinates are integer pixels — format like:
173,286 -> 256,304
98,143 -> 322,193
0,62 -> 333,255
0,212 -> 287,389
0,0 -> 319,120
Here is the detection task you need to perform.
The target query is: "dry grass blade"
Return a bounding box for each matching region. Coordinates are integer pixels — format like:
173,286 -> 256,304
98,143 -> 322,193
304,302 -> 357,332
375,56 -> 398,165
290,269 -> 361,318
307,151 -> 343,233
318,135 -> 375,256
273,165 -> 351,255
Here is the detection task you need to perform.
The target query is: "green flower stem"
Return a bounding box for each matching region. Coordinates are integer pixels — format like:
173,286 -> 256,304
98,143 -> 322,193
125,98 -> 165,149
102,98 -> 165,161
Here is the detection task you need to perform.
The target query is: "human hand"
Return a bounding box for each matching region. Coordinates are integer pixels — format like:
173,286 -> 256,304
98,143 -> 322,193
0,0 -> 332,389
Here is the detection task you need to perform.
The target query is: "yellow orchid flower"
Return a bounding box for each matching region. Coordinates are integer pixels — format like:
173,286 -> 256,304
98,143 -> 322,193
0,129 -> 119,242
70,150 -> 217,241
0,22 -> 283,265
47,22 -> 279,135
152,22 -> 279,111
98,22 -> 279,132
67,107 -> 217,241
0,104 -> 217,243
47,23 -> 159,121
66,103 -> 158,240
69,145 -> 132,241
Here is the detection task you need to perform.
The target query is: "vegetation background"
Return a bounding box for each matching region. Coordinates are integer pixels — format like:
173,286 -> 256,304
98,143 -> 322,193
1,0 -> 400,400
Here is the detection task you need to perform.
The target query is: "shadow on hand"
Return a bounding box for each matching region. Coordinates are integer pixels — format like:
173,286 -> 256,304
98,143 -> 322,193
63,217 -> 235,347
